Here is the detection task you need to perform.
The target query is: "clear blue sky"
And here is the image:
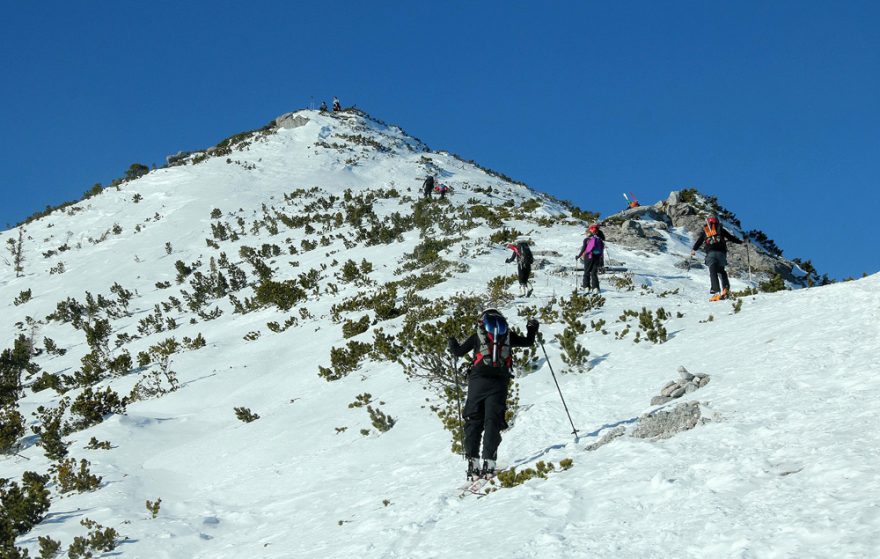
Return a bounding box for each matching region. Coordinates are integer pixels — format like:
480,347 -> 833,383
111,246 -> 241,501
1,1 -> 877,279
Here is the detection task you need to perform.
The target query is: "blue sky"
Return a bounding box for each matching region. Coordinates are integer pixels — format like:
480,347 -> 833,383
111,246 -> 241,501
1,1 -> 877,278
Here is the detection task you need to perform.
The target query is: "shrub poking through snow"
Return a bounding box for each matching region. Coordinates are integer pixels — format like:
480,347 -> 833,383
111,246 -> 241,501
146,498 -> 162,518
66,518 -> 120,558
52,457 -> 102,494
0,471 -> 51,549
234,407 -> 260,423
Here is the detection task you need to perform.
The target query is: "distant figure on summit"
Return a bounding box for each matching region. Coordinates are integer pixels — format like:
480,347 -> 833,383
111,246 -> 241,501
690,216 -> 743,301
319,100 -> 328,113
332,97 -> 341,112
422,175 -> 435,199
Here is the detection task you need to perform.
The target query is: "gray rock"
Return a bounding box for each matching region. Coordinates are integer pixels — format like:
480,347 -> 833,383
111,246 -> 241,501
651,395 -> 673,406
684,382 -> 698,393
584,426 -> 627,451
660,382 -> 678,397
697,376 -> 711,388
693,372 -> 708,379
631,402 -> 702,440
678,369 -> 695,382
667,191 -> 682,205
670,386 -> 687,398
622,220 -> 646,238
276,113 -> 310,129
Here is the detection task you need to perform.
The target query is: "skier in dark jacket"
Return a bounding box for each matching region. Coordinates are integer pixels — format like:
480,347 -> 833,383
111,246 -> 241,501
577,224 -> 604,293
448,310 -> 539,479
690,216 -> 743,301
505,238 -> 533,297
422,175 -> 435,199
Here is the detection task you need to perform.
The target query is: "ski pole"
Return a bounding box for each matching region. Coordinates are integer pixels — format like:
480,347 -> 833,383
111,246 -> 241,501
452,355 -> 466,458
538,339 -> 580,439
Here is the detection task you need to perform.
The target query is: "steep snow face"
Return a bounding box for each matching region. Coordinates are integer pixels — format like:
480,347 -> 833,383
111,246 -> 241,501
2,110 -> 878,558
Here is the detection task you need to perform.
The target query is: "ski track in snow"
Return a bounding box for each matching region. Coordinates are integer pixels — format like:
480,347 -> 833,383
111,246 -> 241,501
2,110 -> 879,558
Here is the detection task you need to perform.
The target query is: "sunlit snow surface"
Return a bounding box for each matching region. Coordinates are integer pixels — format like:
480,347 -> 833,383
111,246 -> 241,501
2,111 -> 878,558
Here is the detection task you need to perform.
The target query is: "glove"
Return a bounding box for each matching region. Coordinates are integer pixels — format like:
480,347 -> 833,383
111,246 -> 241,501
526,318 -> 539,334
447,337 -> 456,354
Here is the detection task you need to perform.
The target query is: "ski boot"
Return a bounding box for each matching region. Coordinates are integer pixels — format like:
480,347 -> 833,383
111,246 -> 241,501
480,459 -> 497,479
709,291 -> 722,302
466,457 -> 481,480
720,288 -> 730,300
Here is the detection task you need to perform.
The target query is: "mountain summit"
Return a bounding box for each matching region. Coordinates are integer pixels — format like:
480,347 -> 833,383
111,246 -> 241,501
2,108 -> 877,558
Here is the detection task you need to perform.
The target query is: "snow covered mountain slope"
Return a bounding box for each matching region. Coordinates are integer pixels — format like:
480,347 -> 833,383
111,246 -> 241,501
1,109 -> 878,558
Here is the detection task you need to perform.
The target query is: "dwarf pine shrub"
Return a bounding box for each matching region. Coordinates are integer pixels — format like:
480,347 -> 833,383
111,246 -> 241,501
52,457 -> 102,494
367,405 -> 396,432
13,289 -> 32,306
68,387 -> 127,432
146,497 -> 162,518
67,518 -> 119,558
234,407 -> 260,423
32,399 -> 70,460
38,535 -> 62,558
0,404 -> 25,454
554,329 -> 590,371
342,315 -> 370,338
0,471 -> 51,546
759,273 -> 786,293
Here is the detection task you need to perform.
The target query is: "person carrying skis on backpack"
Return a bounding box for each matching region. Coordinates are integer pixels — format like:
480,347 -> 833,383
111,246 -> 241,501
577,224 -> 604,293
690,215 -> 743,301
448,309 -> 539,480
434,182 -> 448,199
505,237 -> 534,297
422,175 -> 435,199
332,96 -> 341,112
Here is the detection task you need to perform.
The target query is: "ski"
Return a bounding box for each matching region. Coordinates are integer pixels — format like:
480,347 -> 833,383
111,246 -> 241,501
457,476 -> 493,498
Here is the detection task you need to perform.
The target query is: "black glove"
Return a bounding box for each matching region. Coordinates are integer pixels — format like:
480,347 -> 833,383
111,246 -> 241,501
526,318 -> 539,334
447,337 -> 456,354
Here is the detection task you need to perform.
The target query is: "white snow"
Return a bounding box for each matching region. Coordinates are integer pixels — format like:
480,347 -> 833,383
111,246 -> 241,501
2,109 -> 879,558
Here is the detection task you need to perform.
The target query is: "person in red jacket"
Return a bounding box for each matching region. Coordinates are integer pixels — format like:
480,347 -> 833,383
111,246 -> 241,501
690,216 -> 743,301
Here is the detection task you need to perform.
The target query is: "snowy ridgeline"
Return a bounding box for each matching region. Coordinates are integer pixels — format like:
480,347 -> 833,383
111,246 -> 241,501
1,109 -> 878,558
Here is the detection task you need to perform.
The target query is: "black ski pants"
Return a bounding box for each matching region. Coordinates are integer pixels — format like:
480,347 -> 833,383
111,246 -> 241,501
463,375 -> 509,461
518,264 -> 531,287
582,257 -> 600,290
706,251 -> 730,293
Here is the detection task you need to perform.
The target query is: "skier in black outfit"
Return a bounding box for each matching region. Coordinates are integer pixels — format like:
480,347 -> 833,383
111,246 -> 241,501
448,310 -> 539,479
505,238 -> 534,297
422,175 -> 435,199
690,216 -> 743,301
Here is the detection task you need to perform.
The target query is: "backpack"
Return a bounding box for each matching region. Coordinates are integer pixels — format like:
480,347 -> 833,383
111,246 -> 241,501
518,241 -> 534,266
590,235 -> 604,256
704,222 -> 722,246
474,310 -> 512,369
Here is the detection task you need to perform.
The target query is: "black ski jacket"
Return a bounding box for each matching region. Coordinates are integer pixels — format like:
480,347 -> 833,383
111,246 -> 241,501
423,176 -> 435,195
692,225 -> 742,253
449,328 -> 536,378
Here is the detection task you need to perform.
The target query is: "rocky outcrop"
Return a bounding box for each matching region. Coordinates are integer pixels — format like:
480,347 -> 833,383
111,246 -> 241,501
275,113 -> 311,129
631,401 -> 704,440
601,190 -> 808,285
650,366 -> 710,406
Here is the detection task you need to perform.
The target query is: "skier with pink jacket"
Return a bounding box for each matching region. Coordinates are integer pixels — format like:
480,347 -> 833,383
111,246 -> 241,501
577,224 -> 605,293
